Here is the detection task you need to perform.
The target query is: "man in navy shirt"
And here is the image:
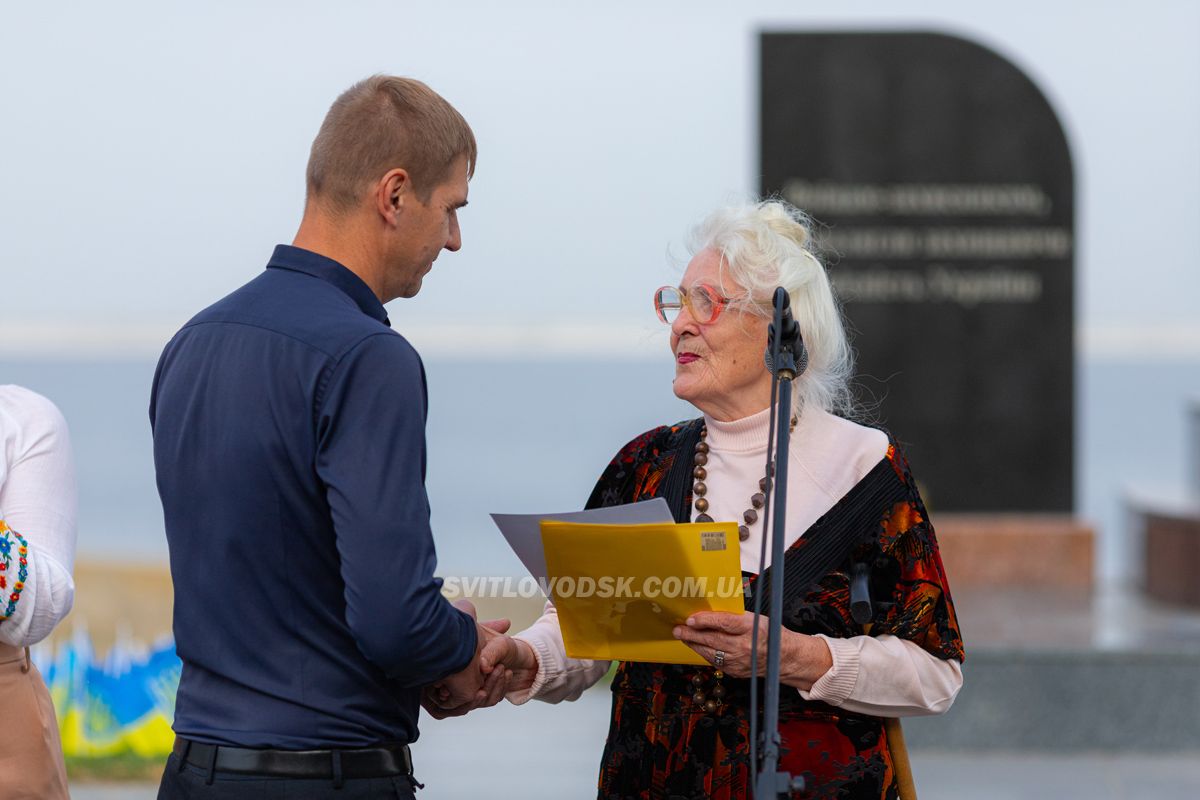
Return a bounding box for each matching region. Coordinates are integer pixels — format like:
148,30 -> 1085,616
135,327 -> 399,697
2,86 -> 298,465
151,76 -> 509,799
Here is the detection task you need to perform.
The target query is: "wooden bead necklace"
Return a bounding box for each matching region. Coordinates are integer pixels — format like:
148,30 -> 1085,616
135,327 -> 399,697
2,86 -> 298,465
691,416 -> 797,541
688,414 -> 797,710
691,669 -> 726,713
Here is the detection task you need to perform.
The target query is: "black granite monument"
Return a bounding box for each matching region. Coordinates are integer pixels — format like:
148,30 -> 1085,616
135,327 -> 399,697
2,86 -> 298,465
761,32 -> 1075,513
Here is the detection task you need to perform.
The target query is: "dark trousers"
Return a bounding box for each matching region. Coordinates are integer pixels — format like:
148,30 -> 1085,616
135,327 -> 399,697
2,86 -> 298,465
157,753 -> 419,799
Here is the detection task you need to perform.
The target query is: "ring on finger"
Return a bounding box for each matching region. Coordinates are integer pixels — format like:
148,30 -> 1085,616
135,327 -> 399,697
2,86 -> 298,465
713,649 -> 726,668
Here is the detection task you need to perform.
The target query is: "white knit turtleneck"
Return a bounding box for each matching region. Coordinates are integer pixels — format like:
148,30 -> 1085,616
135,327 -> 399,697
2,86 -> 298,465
699,406 -> 888,573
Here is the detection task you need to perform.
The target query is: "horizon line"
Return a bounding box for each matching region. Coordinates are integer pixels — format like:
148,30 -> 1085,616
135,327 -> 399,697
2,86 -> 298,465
2,320 -> 1200,361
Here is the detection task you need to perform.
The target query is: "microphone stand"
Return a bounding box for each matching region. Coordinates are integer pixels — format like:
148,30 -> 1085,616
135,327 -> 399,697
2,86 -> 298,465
754,287 -> 806,799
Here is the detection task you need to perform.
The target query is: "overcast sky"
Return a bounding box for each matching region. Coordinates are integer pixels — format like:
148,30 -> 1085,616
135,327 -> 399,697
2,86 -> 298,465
1,0 -> 1197,359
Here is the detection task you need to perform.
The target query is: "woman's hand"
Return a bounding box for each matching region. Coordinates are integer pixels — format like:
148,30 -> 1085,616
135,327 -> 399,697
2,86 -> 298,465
674,611 -> 833,691
479,633 -> 539,695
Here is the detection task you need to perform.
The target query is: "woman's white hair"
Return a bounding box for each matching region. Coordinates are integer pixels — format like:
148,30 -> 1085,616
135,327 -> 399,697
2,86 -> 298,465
686,199 -> 855,419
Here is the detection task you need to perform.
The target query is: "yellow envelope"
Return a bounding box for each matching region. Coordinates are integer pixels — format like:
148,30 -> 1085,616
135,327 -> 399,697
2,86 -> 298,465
540,520 -> 745,665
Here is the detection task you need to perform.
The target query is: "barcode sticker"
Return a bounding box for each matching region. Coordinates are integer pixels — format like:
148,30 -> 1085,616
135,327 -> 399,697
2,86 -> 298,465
700,531 -> 727,552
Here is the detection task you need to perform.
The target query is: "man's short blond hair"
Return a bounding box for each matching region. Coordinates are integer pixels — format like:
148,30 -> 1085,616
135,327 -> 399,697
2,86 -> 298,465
306,75 -> 477,212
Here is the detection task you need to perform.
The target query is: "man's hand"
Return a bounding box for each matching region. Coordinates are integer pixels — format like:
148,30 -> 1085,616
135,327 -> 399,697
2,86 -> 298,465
420,600 -> 516,719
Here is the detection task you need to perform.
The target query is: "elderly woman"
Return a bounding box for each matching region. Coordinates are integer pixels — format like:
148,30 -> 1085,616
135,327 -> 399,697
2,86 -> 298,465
0,385 -> 77,800
464,200 -> 963,799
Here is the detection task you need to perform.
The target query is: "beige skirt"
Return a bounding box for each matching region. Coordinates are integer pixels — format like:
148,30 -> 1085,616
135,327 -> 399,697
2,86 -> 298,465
0,643 -> 69,800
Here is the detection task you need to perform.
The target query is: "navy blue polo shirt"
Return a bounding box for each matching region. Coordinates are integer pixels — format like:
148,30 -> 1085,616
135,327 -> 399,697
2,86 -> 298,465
150,245 -> 477,749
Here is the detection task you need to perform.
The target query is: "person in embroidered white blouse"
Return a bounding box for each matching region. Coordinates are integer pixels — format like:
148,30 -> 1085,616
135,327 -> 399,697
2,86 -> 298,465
435,201 -> 964,799
0,384 -> 77,800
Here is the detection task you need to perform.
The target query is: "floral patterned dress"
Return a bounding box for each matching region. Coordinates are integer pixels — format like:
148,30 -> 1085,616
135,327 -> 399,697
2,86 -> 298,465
585,419 -> 964,800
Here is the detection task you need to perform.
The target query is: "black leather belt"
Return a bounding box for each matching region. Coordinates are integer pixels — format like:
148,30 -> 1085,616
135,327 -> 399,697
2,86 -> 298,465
173,737 -> 413,780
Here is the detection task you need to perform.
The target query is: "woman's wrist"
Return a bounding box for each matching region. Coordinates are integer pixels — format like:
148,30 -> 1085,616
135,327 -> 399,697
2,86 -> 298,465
508,638 -> 540,693
779,631 -> 833,691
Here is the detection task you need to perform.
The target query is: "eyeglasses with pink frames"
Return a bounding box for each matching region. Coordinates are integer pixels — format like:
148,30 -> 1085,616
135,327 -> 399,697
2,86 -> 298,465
653,284 -> 736,325
657,284 -> 787,326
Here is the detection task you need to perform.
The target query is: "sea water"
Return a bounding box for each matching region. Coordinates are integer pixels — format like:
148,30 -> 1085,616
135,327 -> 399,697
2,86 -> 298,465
1,357 -> 1197,582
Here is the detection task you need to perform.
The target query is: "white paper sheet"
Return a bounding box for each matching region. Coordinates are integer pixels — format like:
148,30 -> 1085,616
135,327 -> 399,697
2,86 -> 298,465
490,498 -> 674,581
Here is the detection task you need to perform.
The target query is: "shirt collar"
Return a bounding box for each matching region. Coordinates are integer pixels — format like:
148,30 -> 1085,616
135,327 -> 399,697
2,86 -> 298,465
266,245 -> 390,326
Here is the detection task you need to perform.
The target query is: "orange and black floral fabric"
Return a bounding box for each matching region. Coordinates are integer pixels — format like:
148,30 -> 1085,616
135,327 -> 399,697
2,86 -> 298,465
584,420 -> 964,800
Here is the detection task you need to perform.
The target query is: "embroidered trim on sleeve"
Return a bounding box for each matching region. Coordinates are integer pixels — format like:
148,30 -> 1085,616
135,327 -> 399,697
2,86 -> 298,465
0,520 -> 29,621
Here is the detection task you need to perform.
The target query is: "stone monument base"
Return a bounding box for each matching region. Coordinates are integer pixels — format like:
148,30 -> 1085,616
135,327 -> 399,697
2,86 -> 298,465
1134,504 -> 1200,607
934,513 -> 1095,589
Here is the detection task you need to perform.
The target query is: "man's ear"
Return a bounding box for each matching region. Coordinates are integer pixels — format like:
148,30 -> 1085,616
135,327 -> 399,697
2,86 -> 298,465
375,168 -> 411,224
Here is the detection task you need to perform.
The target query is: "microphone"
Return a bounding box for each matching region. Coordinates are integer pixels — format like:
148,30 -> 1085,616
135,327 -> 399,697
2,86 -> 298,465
850,562 -> 873,624
764,339 -> 809,376
764,288 -> 808,377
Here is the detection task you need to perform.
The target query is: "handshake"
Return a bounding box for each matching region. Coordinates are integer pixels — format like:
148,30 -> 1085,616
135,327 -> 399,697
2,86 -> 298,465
421,599 -> 540,719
